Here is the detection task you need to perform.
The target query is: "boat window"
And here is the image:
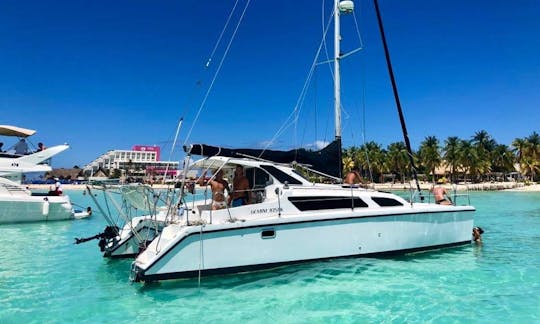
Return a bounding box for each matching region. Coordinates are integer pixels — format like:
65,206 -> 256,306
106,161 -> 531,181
288,196 -> 368,211
372,197 -> 403,207
260,165 -> 303,185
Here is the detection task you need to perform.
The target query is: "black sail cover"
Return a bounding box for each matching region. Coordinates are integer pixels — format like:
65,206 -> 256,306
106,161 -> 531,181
184,140 -> 341,178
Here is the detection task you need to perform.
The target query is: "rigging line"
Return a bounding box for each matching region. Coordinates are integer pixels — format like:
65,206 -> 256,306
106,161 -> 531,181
352,11 -> 365,50
205,0 -> 241,68
260,9 -> 334,157
162,118 -> 184,184
183,0 -> 252,145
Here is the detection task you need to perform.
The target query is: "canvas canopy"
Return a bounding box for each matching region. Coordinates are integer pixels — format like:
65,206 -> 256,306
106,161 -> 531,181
0,125 -> 36,137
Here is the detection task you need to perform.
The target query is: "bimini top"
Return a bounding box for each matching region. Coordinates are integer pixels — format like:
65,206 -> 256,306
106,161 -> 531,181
0,125 -> 36,137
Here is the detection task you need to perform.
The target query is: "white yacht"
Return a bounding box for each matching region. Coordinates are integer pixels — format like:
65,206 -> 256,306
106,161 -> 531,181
0,124 -> 75,223
129,0 -> 476,282
0,177 -> 73,223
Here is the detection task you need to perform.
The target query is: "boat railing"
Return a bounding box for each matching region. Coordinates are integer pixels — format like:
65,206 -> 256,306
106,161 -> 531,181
404,183 -> 472,206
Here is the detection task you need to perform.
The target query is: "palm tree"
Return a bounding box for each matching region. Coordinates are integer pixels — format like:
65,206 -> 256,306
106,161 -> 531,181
443,136 -> 460,183
459,140 -> 482,182
471,130 -> 495,181
357,141 -> 385,182
385,142 -> 409,183
418,136 -> 441,182
491,144 -> 515,174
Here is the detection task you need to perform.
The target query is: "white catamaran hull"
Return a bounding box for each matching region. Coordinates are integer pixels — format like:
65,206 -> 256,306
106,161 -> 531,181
105,217 -> 166,258
0,195 -> 73,223
132,207 -> 474,282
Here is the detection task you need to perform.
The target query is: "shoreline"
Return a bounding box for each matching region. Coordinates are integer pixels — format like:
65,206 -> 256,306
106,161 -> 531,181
26,181 -> 540,192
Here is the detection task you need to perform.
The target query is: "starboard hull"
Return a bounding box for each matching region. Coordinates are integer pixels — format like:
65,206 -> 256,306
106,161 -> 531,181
132,209 -> 474,282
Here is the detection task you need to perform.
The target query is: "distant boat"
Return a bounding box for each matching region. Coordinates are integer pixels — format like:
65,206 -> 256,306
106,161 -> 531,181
129,0 -> 476,283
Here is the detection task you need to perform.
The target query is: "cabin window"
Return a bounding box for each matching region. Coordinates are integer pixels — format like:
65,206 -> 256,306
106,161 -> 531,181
260,165 -> 303,185
372,197 -> 403,207
288,196 -> 368,211
261,229 -> 276,239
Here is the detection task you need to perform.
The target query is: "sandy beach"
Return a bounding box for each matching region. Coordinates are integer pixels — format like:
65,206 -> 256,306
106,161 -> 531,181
26,181 -> 540,192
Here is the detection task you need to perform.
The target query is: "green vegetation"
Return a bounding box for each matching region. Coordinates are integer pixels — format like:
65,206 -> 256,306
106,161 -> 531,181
342,130 -> 540,183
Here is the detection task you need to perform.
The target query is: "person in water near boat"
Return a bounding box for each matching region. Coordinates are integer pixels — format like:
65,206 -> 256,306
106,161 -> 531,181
472,226 -> 484,243
344,166 -> 364,186
431,179 -> 453,205
229,165 -> 250,207
199,169 -> 230,210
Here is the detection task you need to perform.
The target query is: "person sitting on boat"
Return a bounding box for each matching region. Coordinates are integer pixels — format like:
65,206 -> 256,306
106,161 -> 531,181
14,138 -> 28,155
431,179 -> 452,205
344,166 -> 364,186
54,178 -> 63,196
228,165 -> 250,207
0,142 -> 4,152
37,142 -> 46,152
198,169 -> 230,210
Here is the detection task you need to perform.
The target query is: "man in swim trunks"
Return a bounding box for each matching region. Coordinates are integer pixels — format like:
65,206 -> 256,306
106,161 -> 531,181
431,179 -> 452,205
199,169 -> 230,210
229,165 -> 250,207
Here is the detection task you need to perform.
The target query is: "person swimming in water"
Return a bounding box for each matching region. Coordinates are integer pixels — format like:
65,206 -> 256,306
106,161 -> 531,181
472,226 -> 484,243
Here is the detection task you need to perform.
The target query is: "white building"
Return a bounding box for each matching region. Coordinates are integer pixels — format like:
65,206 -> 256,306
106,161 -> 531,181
83,145 -> 180,180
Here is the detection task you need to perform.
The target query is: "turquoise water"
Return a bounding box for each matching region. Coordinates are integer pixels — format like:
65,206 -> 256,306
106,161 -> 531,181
1,191 -> 539,323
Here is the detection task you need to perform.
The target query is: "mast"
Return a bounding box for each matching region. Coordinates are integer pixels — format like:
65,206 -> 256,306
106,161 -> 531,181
334,0 -> 353,179
373,0 -> 423,200
334,0 -> 342,143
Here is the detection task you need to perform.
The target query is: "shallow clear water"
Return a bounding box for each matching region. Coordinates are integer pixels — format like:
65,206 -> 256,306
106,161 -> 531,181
1,191 -> 539,322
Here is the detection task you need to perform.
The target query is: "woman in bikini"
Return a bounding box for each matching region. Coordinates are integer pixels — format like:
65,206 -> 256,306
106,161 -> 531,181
199,169 -> 230,210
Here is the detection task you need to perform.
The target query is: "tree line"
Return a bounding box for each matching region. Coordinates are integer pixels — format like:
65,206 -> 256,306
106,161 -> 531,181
342,130 -> 540,183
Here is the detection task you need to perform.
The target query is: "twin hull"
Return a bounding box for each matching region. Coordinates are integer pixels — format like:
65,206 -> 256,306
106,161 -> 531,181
133,208 -> 474,281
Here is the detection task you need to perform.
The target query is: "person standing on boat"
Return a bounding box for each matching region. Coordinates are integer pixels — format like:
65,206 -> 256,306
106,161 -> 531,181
344,166 -> 363,185
431,179 -> 452,205
229,165 -> 250,207
199,169 -> 229,210
14,138 -> 28,155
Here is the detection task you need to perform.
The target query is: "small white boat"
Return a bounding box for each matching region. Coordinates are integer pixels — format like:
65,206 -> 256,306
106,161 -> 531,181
73,207 -> 92,219
0,177 -> 74,223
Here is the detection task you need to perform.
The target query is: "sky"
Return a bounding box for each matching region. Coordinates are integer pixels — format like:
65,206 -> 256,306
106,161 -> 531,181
1,0 -> 539,168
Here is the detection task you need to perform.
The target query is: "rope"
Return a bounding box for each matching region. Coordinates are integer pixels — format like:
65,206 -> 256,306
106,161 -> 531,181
260,9 -> 334,157
184,0 -> 252,145
205,0 -> 241,68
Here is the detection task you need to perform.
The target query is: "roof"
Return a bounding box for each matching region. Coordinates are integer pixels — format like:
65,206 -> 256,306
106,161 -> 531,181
0,125 -> 37,137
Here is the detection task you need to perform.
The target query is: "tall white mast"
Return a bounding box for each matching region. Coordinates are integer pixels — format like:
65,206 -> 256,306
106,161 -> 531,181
334,1 -> 354,141
334,0 -> 342,140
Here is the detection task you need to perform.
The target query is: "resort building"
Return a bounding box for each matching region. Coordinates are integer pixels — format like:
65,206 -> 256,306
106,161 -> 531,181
83,145 -> 180,181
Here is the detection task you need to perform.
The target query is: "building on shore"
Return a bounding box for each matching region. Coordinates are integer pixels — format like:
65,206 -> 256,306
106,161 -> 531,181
83,145 -> 180,182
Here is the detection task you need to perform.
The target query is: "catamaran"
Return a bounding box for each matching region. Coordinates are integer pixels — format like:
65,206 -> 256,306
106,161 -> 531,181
129,0 -> 476,283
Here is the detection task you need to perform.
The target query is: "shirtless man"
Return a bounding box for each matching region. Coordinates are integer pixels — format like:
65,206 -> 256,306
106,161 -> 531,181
199,169 -> 229,210
432,180 -> 452,205
229,165 -> 250,207
344,167 -> 363,185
